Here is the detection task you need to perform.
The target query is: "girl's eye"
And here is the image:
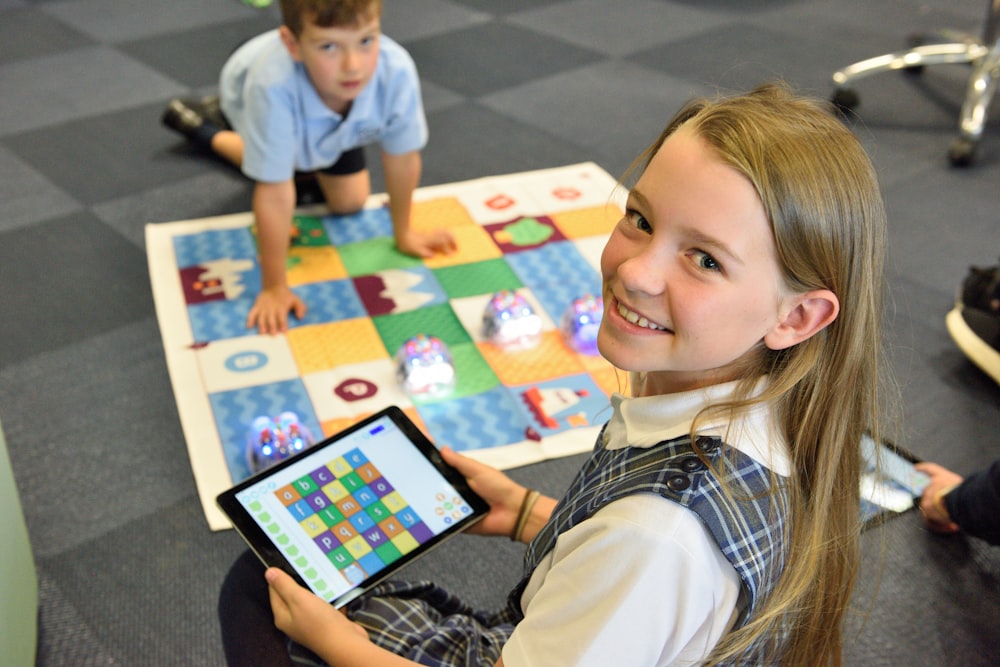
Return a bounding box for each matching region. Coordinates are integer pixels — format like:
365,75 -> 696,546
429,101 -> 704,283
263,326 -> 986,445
361,35 -> 377,48
320,42 -> 341,53
624,209 -> 652,234
692,250 -> 721,272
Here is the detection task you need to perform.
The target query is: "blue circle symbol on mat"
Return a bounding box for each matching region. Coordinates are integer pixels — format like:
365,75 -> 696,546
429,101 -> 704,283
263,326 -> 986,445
225,351 -> 268,373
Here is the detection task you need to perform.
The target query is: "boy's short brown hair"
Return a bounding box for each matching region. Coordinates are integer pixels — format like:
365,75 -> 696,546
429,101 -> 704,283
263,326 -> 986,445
280,0 -> 382,37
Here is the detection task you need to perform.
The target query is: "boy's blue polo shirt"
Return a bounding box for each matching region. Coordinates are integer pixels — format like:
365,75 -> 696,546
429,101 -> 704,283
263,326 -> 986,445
219,30 -> 427,183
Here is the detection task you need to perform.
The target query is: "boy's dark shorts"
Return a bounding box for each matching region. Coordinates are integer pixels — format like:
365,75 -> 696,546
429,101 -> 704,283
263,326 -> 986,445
319,146 -> 366,176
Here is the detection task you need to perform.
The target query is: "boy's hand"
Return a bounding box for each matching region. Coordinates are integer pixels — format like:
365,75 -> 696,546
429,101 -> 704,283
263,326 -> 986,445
396,228 -> 457,259
266,568 -> 369,652
247,285 -> 307,335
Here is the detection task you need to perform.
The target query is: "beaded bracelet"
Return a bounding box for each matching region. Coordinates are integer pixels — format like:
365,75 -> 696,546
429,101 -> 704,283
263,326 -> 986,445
511,489 -> 541,542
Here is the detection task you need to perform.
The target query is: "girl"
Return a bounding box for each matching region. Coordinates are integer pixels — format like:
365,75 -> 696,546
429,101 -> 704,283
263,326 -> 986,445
220,83 -> 889,666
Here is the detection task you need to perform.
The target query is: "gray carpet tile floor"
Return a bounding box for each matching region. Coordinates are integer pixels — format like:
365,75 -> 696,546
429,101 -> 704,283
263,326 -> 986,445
1,0 -> 998,664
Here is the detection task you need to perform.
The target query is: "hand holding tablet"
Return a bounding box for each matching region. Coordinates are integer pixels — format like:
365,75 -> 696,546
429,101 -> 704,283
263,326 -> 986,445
217,407 -> 488,607
859,434 -> 931,526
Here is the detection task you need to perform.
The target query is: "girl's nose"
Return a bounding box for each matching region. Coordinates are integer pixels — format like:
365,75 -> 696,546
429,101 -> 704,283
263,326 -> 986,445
618,248 -> 668,296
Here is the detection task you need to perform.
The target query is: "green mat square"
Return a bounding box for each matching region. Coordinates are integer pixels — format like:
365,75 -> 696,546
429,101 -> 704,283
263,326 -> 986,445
409,342 -> 500,405
373,303 -> 472,354
449,343 -> 500,397
290,215 -> 332,247
339,237 -> 422,275
432,258 -> 523,299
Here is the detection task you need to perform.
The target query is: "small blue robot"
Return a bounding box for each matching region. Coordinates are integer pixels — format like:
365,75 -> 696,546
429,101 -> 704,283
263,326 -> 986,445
245,411 -> 315,474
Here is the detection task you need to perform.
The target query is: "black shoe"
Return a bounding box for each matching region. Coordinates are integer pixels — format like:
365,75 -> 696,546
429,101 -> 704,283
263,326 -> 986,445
161,96 -> 229,141
947,260 -> 1000,384
959,261 -> 1000,314
198,95 -> 230,130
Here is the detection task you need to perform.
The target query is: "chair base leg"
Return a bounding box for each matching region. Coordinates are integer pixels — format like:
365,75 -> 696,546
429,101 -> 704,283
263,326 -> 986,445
832,43 -> 987,88
831,33 -> 1000,167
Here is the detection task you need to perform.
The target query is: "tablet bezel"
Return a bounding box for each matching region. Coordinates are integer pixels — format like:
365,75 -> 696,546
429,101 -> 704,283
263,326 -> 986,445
860,435 -> 929,529
216,405 -> 489,607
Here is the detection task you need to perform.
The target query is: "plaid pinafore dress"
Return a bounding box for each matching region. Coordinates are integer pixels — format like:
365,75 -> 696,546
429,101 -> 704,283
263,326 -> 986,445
289,431 -> 789,666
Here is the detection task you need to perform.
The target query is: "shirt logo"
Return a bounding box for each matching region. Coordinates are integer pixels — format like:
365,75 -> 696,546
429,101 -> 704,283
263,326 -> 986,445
355,125 -> 382,145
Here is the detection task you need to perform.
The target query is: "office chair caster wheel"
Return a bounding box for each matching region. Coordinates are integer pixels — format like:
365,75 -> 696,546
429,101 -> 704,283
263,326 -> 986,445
948,136 -> 977,167
831,88 -> 859,116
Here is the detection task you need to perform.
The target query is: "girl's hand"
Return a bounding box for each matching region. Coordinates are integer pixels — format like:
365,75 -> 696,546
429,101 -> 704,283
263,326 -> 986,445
440,446 -> 527,538
266,568 -> 368,652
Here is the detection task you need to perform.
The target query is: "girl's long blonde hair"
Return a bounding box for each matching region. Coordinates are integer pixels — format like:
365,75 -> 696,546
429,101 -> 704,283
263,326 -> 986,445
629,83 -> 890,665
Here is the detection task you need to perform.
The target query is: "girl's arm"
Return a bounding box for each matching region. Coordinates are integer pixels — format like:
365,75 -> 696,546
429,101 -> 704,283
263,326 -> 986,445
267,568 -> 506,667
264,450 -> 552,665
267,567 -> 413,666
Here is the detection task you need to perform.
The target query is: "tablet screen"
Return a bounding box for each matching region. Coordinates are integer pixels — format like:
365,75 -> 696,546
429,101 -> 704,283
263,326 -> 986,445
859,434 -> 930,525
217,406 -> 488,607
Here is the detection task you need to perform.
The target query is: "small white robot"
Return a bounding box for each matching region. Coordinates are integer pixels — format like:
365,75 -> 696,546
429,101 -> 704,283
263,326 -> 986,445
481,290 -> 542,349
396,334 -> 456,397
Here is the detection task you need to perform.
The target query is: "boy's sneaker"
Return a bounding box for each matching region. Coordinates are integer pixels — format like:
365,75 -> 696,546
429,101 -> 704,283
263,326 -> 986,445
161,96 -> 230,141
946,260 -> 1000,384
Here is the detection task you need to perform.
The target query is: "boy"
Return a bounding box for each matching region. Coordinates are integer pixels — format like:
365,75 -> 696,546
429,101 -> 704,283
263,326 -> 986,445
162,0 -> 455,334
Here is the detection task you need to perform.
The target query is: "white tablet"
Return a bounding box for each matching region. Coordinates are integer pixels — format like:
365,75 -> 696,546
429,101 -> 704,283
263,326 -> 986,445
860,434 -> 930,526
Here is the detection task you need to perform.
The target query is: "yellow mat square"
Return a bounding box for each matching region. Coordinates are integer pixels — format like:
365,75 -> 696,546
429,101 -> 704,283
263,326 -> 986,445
476,331 -> 583,385
411,197 -> 476,231
552,204 -> 622,239
287,246 -> 347,286
423,224 -> 502,269
287,319 -> 387,375
319,406 -> 427,440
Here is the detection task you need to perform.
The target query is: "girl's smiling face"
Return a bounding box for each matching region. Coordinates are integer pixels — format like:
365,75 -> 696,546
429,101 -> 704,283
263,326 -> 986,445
599,124 -> 796,396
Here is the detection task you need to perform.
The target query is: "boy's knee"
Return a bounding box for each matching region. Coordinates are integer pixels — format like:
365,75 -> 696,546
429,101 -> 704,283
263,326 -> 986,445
316,169 -> 371,215
325,190 -> 368,215
316,169 -> 370,215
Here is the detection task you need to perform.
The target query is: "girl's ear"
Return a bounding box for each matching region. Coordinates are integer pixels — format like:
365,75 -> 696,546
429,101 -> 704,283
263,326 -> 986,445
764,289 -> 839,351
279,26 -> 303,62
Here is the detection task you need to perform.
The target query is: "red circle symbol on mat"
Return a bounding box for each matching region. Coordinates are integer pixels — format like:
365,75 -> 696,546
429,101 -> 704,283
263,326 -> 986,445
334,378 -> 377,402
486,194 -> 515,210
552,187 -> 581,200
